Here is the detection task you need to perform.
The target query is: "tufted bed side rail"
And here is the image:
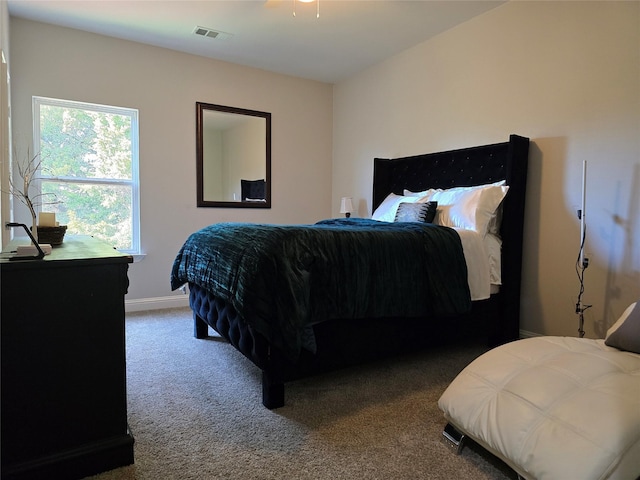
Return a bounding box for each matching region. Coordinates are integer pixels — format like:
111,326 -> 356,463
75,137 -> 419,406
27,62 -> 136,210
190,283 -> 497,408
191,287 -> 269,369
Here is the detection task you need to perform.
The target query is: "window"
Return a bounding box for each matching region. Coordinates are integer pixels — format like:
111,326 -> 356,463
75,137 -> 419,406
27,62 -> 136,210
33,97 -> 140,254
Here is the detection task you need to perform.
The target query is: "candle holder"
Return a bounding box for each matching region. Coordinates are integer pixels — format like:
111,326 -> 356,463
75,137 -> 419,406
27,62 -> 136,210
6,223 -> 45,260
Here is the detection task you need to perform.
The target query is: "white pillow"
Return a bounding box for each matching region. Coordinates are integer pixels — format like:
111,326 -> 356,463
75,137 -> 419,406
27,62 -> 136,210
404,180 -> 505,198
426,183 -> 509,236
372,193 -> 422,222
403,187 -> 437,197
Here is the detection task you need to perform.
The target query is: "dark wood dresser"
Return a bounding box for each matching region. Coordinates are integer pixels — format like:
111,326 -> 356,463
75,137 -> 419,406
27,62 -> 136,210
1,235 -> 134,480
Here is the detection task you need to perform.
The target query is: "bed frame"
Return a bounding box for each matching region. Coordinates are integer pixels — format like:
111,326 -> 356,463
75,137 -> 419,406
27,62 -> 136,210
190,134 -> 530,408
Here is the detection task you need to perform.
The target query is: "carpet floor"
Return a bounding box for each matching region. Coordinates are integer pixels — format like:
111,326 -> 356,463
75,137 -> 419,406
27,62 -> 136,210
86,307 -> 516,480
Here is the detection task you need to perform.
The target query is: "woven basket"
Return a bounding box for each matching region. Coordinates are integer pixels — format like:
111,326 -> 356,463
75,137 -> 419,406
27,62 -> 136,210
36,225 -> 67,246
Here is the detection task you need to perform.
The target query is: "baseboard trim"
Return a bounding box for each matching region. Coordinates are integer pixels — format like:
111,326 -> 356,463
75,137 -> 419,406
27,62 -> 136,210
125,295 -> 189,312
519,329 -> 541,339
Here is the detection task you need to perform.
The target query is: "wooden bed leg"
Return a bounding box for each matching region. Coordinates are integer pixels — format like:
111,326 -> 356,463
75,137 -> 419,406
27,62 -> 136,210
194,313 -> 209,339
262,370 -> 285,409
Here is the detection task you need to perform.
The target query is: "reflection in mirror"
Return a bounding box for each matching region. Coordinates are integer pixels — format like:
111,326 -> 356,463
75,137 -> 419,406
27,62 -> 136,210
196,102 -> 271,208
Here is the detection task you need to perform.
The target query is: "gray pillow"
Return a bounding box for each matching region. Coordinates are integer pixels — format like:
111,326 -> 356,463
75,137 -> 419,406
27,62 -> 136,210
605,302 -> 640,354
394,201 -> 437,223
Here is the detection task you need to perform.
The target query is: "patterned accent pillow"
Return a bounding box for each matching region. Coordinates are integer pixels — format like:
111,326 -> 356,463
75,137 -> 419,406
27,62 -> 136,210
394,201 -> 437,223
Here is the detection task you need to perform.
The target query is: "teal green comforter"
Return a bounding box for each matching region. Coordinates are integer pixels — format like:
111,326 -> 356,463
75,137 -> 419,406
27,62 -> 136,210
171,218 -> 470,360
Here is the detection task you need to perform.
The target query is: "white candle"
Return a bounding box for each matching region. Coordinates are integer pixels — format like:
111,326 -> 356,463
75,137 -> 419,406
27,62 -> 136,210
39,212 -> 56,227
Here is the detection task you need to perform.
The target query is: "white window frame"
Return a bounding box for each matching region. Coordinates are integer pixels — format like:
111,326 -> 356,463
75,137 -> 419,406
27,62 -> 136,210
32,96 -> 141,255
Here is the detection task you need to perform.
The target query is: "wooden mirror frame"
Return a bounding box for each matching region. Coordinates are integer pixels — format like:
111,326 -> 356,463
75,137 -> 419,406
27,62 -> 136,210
196,102 -> 271,208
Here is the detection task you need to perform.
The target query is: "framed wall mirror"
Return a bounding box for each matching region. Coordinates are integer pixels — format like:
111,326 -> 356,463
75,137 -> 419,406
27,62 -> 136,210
196,102 -> 271,208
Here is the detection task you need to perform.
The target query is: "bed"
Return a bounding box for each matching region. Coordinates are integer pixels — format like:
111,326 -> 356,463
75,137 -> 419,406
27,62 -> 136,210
438,301 -> 640,480
171,134 -> 530,408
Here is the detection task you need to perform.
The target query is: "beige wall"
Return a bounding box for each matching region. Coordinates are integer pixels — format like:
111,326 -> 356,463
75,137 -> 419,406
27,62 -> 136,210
333,1 -> 640,337
9,17 -> 333,304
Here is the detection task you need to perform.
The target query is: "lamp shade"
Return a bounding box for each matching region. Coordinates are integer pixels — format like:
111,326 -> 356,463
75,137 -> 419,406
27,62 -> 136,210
339,197 -> 354,214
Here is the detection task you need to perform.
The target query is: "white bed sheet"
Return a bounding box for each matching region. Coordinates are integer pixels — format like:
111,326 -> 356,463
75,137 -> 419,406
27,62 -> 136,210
454,228 -> 501,301
438,336 -> 640,480
484,232 -> 502,286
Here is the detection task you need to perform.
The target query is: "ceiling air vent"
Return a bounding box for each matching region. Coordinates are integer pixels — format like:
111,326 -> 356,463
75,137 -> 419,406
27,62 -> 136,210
193,26 -> 232,41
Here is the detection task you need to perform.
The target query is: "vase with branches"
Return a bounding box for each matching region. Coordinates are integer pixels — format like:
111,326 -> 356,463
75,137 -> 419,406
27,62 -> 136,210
4,148 -> 61,244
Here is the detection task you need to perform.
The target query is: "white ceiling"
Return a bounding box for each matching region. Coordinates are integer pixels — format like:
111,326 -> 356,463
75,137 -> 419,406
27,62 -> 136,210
7,0 -> 504,84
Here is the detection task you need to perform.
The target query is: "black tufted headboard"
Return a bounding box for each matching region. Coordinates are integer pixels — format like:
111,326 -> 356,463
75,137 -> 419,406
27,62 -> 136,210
241,179 -> 266,201
373,134 -> 530,343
